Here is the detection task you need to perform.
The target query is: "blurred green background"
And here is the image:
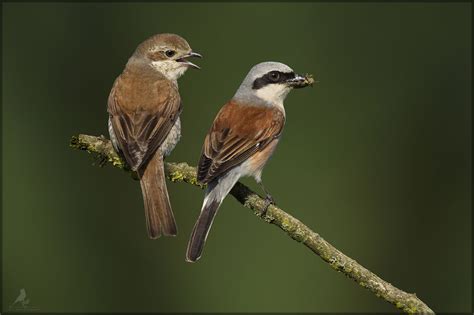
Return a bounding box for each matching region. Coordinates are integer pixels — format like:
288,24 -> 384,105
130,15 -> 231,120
2,2 -> 471,313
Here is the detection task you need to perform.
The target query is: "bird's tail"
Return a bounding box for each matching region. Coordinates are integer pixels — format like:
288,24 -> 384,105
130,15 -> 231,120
186,197 -> 221,262
186,173 -> 240,262
139,153 -> 177,238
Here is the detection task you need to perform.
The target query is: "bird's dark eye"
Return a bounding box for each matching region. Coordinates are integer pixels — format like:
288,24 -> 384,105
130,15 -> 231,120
269,71 -> 280,82
165,50 -> 176,58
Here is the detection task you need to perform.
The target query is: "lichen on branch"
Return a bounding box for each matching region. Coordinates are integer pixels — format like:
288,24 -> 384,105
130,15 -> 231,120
70,134 -> 434,314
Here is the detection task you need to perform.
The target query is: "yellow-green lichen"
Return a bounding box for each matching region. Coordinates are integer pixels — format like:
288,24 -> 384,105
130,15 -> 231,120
280,217 -> 292,231
186,175 -> 203,187
70,133 -> 435,315
168,171 -> 184,182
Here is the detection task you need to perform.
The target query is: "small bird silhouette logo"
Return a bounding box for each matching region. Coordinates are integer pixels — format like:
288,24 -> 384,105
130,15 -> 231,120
10,288 -> 29,308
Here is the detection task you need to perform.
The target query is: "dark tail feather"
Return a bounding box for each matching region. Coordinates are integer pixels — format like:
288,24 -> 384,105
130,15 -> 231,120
186,198 -> 221,262
139,153 -> 177,238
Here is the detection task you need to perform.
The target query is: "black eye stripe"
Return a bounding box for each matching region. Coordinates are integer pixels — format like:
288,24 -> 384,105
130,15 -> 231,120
252,71 -> 295,89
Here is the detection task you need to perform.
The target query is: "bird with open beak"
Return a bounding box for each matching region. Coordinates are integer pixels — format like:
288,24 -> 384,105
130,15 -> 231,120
186,61 -> 313,262
108,33 -> 201,238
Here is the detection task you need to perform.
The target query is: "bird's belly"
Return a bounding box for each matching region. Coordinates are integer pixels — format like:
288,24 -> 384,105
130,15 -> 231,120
160,117 -> 181,157
243,138 -> 279,182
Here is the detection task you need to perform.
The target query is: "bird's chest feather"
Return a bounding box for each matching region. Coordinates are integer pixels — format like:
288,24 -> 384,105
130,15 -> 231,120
244,138 -> 280,181
160,117 -> 181,157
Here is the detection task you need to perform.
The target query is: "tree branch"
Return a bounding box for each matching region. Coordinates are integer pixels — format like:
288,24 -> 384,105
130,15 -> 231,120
70,134 -> 434,314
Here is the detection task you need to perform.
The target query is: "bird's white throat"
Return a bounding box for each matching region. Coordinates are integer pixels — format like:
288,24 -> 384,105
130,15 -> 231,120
151,60 -> 188,81
254,83 -> 291,110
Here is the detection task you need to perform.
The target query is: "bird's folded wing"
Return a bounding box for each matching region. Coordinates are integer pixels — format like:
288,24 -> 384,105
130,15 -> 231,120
108,79 -> 182,171
197,101 -> 284,184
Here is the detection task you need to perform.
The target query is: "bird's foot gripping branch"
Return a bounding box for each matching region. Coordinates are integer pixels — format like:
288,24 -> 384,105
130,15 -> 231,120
70,134 -> 434,314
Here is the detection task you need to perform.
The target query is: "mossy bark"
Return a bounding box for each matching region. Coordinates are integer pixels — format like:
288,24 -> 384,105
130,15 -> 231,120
70,134 -> 434,314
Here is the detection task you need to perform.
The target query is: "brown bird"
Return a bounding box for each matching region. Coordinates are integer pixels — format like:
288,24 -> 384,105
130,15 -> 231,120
186,61 -> 313,262
107,33 -> 201,238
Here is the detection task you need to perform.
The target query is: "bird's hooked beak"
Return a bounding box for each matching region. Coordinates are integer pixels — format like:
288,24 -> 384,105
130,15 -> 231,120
286,73 -> 315,88
177,51 -> 202,69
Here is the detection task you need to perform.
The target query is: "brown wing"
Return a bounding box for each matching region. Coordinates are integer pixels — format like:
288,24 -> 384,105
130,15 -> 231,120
108,75 -> 182,171
197,101 -> 285,184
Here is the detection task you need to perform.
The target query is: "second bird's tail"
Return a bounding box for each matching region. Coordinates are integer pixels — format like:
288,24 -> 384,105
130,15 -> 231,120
186,172 -> 240,262
186,197 -> 222,262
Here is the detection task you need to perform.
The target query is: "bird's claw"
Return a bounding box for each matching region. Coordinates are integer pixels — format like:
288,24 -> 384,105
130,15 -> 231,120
261,194 -> 275,216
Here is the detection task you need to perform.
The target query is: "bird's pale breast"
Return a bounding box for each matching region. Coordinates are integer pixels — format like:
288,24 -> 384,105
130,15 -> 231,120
246,138 -> 280,182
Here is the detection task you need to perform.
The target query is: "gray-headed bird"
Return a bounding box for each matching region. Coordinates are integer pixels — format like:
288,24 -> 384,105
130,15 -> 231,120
186,61 -> 313,262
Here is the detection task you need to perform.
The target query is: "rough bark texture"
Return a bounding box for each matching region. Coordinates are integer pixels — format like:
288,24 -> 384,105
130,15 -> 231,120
70,134 -> 435,314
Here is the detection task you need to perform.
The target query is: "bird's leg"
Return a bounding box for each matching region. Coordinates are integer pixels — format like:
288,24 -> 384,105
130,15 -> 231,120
258,181 -> 275,216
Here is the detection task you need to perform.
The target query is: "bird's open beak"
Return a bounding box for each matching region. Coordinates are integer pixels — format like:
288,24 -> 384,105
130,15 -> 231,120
177,51 -> 202,69
287,73 -> 315,88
